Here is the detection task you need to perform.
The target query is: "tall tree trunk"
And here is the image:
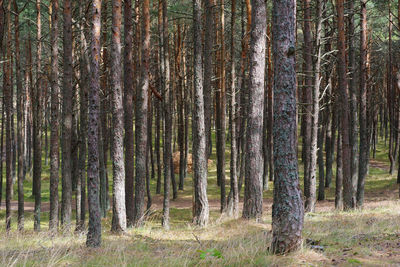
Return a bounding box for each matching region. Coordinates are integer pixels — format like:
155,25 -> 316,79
192,0 -> 209,227
266,23 -> 274,183
86,0 -> 102,248
204,0 -> 215,159
161,0 -> 172,230
62,0 -> 73,229
124,0 -> 135,227
33,0 -> 43,232
315,0 -> 325,202
5,0 -> 12,231
110,0 -> 127,233
14,0 -> 24,231
78,28 -> 89,230
271,0 -> 304,254
216,0 -> 227,213
227,0 -> 239,219
303,0 -> 314,213
347,0 -> 358,206
134,0 -> 150,227
357,0 -> 369,207
337,0 -> 353,210
242,0 -> 266,220
100,0 -> 110,215
49,0 -> 60,231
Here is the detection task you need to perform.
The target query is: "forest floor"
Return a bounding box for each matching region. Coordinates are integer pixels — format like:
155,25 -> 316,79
0,142 -> 400,266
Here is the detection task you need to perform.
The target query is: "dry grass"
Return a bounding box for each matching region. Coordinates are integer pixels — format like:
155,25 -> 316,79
0,196 -> 399,266
0,141 -> 399,266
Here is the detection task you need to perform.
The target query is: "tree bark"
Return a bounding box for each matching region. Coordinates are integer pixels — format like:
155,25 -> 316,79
86,0 -> 102,248
242,0 -> 266,220
204,0 -> 215,159
357,0 -> 369,207
134,0 -> 150,227
271,0 -> 304,254
62,0 -> 73,229
347,0 -> 358,206
216,0 -> 227,213
124,0 -> 135,227
49,0 -> 60,231
337,0 -> 354,210
227,0 -> 239,219
161,0 -> 172,230
302,0 -> 314,213
192,0 -> 209,227
110,0 -> 127,233
5,0 -> 12,231
13,0 -> 24,231
33,0 -> 43,232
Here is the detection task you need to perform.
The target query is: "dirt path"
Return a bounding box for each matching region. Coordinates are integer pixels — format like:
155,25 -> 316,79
369,159 -> 390,172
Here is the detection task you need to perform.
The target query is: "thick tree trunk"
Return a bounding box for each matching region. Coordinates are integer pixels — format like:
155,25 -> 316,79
86,0 -> 102,248
271,0 -> 304,254
192,0 -> 209,227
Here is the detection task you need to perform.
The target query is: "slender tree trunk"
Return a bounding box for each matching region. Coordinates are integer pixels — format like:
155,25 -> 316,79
86,0 -> 102,248
204,0 -> 215,159
337,0 -> 353,210
62,0 -> 73,229
78,27 -> 89,229
216,0 -> 227,213
110,0 -> 127,233
303,0 -> 314,213
242,0 -> 266,220
227,0 -> 239,218
266,23 -> 274,183
134,0 -> 150,227
156,0 -> 163,195
357,0 -> 369,207
124,0 -> 135,228
162,0 -> 172,230
347,0 -> 358,206
310,0 -> 324,208
192,0 -> 209,227
49,0 -> 60,231
336,116 -> 344,209
13,0 -> 24,231
271,0 -> 304,254
5,0 -> 12,231
33,0 -> 43,232
100,0 -> 110,214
